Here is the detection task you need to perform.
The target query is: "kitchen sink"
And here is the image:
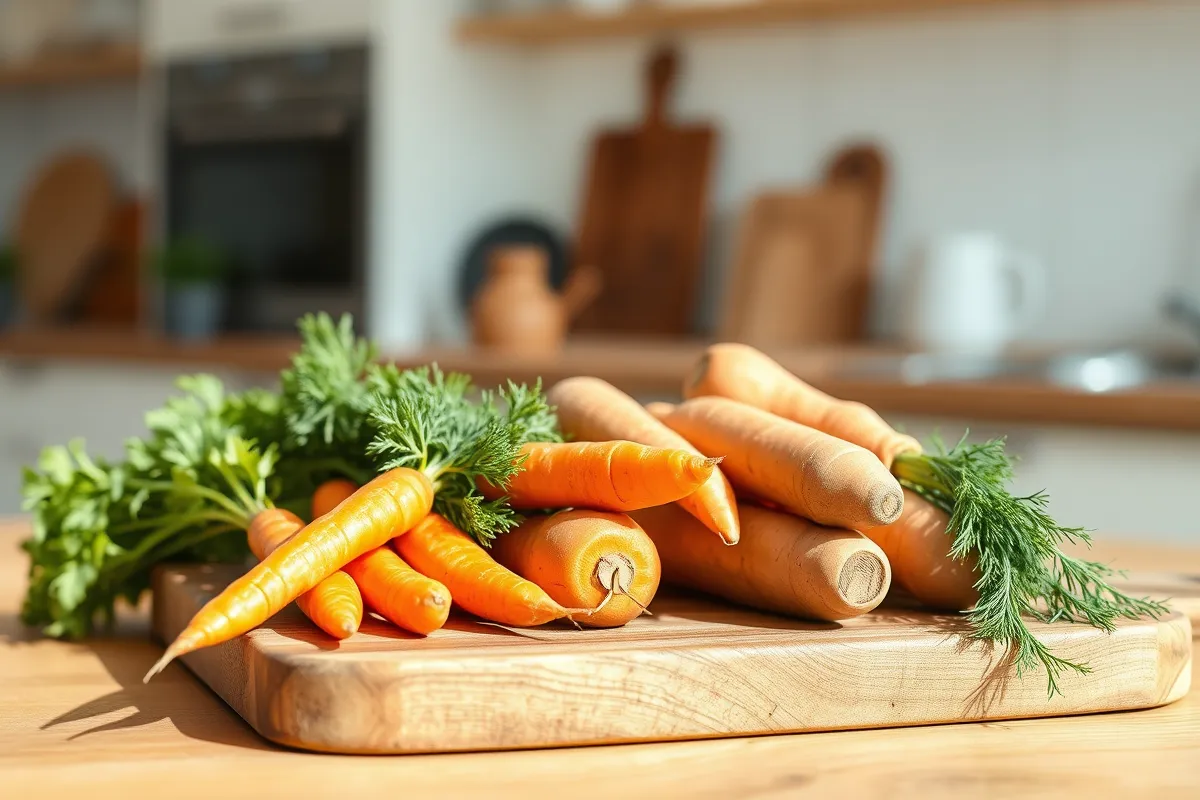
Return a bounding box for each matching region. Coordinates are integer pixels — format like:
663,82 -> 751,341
833,349 -> 1200,393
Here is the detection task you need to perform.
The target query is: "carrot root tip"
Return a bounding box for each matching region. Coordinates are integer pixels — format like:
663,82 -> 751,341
143,644 -> 180,684
143,629 -> 207,683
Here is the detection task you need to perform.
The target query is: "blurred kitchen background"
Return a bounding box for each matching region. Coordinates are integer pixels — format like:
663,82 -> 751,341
0,0 -> 1198,540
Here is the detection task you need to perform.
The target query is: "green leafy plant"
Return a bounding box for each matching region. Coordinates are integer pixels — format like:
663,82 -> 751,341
22,376 -> 280,638
153,236 -> 230,286
20,312 -> 560,637
892,436 -> 1168,697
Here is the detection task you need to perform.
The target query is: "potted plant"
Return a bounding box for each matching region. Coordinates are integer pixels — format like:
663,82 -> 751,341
154,236 -> 230,340
0,244 -> 16,329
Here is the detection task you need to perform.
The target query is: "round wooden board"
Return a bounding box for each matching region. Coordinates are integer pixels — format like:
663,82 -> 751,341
14,151 -> 117,321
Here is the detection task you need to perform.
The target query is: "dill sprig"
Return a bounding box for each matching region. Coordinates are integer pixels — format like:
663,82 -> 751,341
366,365 -> 562,544
892,435 -> 1168,696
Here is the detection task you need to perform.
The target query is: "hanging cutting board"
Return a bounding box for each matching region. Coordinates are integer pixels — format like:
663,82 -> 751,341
824,142 -> 888,293
77,199 -> 145,325
153,563 -> 1190,755
571,45 -> 716,336
719,186 -> 868,345
14,151 -> 118,322
719,143 -> 887,346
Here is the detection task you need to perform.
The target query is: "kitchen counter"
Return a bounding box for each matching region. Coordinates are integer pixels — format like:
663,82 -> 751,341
1,518 -> 1199,796
2,327 -> 1200,431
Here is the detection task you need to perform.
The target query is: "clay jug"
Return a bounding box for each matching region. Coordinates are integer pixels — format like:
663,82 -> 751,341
471,244 -> 599,353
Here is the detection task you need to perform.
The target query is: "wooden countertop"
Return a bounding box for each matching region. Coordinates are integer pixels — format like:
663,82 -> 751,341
3,327 -> 1200,431
2,518 -> 1199,796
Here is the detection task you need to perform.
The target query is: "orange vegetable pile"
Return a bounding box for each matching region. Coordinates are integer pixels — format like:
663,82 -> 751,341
29,315 -> 1160,698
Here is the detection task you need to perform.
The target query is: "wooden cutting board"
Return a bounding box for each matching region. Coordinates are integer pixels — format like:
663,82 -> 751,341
14,151 -> 118,322
153,564 -> 1191,755
1113,572 -> 1200,636
77,199 -> 144,325
719,144 -> 887,346
571,45 -> 716,336
719,186 -> 868,345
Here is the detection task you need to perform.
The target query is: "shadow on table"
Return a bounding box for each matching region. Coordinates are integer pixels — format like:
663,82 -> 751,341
1,613 -> 273,751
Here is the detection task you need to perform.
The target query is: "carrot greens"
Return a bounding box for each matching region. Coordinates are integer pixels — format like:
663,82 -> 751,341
365,365 -> 562,545
892,435 -> 1168,697
22,375 -> 279,638
20,313 -> 559,637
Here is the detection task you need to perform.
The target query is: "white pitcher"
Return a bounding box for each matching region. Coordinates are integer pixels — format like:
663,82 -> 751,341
904,232 -> 1045,355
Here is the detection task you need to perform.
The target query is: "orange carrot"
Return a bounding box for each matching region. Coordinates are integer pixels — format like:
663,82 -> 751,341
312,477 -> 358,519
246,508 -> 363,639
863,489 -> 979,610
145,467 -> 434,681
684,343 -> 922,469
548,377 -> 740,544
482,440 -> 718,512
396,513 -> 591,627
650,397 -> 904,530
633,502 -> 891,622
344,547 -> 451,635
491,509 -> 660,628
311,477 -> 450,633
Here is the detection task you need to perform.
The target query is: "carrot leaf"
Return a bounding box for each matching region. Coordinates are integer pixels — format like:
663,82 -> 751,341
893,436 -> 1168,697
280,312 -> 377,457
366,366 -> 562,545
21,374 -> 285,638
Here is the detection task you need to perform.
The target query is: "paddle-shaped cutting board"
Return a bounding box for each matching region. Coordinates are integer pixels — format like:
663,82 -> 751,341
152,564 -> 1190,755
570,45 -> 716,336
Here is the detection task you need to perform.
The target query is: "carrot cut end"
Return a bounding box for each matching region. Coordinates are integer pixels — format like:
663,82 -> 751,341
871,485 -> 905,526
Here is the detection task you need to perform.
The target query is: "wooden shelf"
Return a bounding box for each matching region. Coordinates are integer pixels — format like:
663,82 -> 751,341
457,0 -> 1049,44
3,328 -> 1200,431
0,44 -> 142,90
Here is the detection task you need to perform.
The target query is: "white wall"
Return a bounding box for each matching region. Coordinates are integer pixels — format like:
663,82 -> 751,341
374,1 -> 1200,349
368,0 -> 540,347
534,2 -> 1200,345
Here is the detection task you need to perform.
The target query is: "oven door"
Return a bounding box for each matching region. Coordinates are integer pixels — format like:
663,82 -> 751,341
165,98 -> 366,333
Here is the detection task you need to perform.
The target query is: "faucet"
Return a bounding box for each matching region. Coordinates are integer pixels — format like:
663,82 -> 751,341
1164,292 -> 1200,348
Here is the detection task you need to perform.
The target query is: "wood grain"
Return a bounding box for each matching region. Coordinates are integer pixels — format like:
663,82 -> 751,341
3,520 -> 1200,795
152,562 -> 1190,755
572,46 -> 716,335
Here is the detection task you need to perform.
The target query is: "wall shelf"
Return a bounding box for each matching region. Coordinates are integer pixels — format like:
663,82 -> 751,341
456,0 -> 1051,44
0,44 -> 142,91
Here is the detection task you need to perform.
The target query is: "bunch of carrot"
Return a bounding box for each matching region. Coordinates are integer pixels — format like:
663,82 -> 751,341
146,424 -> 729,680
147,344 -> 935,682
139,317 -> 1160,702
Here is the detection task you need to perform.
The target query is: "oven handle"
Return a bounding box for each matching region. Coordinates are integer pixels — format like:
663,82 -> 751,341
173,107 -> 350,144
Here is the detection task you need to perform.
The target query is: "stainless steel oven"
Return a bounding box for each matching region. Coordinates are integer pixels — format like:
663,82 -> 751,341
163,45 -> 367,333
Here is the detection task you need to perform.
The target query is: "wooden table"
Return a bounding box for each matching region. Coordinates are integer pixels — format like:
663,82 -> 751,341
2,519 -> 1198,797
